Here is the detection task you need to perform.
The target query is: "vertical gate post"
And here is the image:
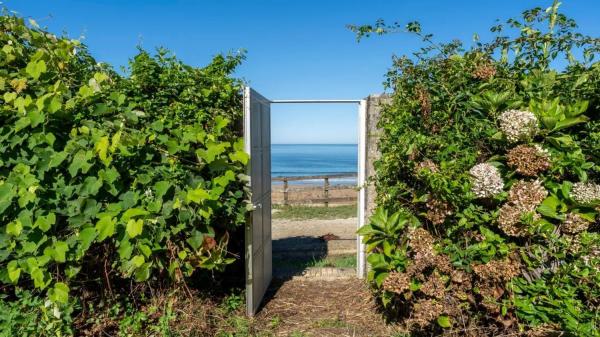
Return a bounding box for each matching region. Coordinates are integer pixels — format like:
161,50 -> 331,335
357,99 -> 367,279
323,177 -> 330,207
359,94 -> 389,279
283,178 -> 289,206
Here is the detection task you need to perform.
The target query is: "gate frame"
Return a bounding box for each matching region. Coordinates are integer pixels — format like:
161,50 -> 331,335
269,98 -> 368,279
244,89 -> 368,316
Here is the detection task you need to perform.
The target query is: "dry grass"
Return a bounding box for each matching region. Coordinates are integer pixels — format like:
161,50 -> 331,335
254,278 -> 400,337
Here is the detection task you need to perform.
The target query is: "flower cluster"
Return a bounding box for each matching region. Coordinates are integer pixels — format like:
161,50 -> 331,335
562,213 -> 590,234
498,180 -> 548,237
472,257 -> 521,283
506,144 -> 550,177
498,109 -> 538,143
420,273 -> 446,299
425,199 -> 453,225
571,182 -> 600,205
415,159 -> 439,174
382,271 -> 410,294
469,163 -> 504,198
410,299 -> 444,328
472,62 -> 497,80
416,87 -> 432,120
472,256 -> 521,313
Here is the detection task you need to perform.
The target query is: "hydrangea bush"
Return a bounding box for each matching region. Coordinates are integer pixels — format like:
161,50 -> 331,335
354,2 -> 600,335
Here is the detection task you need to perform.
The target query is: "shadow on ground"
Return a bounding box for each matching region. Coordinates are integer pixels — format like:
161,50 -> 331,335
272,235 -> 329,280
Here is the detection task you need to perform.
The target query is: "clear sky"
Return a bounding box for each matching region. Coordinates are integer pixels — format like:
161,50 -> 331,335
6,1 -> 600,144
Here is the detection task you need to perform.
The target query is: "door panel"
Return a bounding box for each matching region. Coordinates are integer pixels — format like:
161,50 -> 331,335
244,87 -> 272,316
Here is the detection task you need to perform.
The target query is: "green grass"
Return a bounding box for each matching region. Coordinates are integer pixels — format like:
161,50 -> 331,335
273,254 -> 356,270
313,318 -> 350,329
273,204 -> 357,220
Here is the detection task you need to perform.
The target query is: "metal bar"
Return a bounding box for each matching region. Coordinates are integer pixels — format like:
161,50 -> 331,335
357,99 -> 368,279
272,173 -> 356,181
270,99 -> 362,104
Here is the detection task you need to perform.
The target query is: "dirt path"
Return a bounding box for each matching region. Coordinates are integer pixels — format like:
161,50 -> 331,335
259,217 -> 398,336
272,217 -> 358,240
255,278 -> 398,337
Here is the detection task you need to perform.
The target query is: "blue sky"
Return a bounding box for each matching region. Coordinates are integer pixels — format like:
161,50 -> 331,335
6,1 -> 600,144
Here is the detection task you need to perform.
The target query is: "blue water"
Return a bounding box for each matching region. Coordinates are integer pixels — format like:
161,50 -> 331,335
271,144 -> 357,185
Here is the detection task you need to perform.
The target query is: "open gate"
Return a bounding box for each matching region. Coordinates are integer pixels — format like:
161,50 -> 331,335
244,87 -> 272,315
243,87 -> 368,316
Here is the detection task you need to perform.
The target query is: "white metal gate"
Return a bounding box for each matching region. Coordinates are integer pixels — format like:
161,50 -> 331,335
243,87 -> 367,316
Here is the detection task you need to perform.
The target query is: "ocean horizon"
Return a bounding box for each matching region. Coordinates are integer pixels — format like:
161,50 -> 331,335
271,144 -> 358,185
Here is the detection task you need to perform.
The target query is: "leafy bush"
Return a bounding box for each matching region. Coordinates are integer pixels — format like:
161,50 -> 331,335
0,10 -> 248,332
354,2 -> 600,335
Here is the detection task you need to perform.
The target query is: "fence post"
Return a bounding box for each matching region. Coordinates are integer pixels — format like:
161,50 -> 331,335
323,177 -> 329,207
283,178 -> 289,206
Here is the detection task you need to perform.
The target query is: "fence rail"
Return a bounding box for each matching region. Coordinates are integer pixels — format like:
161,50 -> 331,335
272,173 -> 357,207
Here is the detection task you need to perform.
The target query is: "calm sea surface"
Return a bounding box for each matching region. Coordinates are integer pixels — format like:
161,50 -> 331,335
271,144 -> 357,185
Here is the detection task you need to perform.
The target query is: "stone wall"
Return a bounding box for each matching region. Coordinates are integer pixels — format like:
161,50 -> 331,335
364,94 -> 390,222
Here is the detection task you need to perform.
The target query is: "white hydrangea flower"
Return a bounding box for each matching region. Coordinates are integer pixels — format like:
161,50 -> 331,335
498,110 -> 538,143
571,182 -> 600,204
469,163 -> 504,198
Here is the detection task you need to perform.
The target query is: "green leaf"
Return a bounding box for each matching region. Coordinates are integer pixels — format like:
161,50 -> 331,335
25,60 -> 47,80
437,315 -> 452,328
80,176 -> 102,196
126,219 -> 144,238
49,282 -> 69,304
6,220 -> 22,236
28,109 -> 44,127
48,96 -> 62,113
196,141 -> 230,164
154,181 -> 171,199
130,255 -> 145,267
186,188 -> 210,204
7,260 -> 21,283
186,230 -> 204,250
134,262 -> 151,282
121,208 -> 149,222
0,183 -> 16,215
94,136 -> 110,164
52,241 -> 68,263
374,271 -> 389,288
35,212 -> 56,232
68,150 -> 92,177
31,268 -> 46,289
118,239 -> 133,260
3,92 -> 17,103
48,151 -> 68,169
78,227 -> 97,252
95,215 -> 116,241
15,117 -> 31,132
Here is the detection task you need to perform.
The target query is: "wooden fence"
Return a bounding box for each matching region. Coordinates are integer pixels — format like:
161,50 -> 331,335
272,173 -> 357,207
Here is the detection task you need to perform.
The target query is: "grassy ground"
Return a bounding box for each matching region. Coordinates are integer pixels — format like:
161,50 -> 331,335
273,254 -> 356,270
273,204 -> 357,220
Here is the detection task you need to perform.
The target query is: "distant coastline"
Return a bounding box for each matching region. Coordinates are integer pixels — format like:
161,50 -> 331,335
271,144 -> 358,185
271,143 -> 358,146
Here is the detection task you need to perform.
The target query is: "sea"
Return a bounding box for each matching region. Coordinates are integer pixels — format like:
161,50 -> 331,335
271,144 -> 357,185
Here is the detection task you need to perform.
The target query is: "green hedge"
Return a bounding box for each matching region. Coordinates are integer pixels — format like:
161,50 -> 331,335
0,11 -> 248,329
355,3 -> 600,336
